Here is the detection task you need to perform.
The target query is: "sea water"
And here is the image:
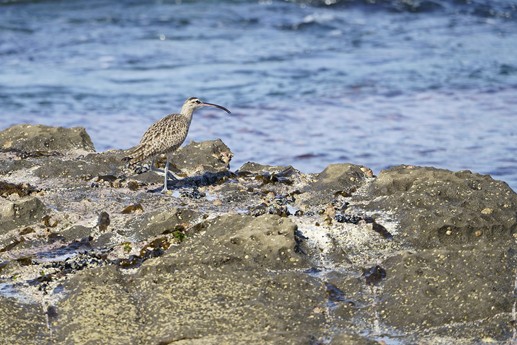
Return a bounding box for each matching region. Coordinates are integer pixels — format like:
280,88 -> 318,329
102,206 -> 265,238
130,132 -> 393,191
1,0 -> 516,190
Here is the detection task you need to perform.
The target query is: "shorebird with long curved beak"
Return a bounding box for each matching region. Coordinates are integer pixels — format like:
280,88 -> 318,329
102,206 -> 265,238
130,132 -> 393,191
124,97 -> 231,192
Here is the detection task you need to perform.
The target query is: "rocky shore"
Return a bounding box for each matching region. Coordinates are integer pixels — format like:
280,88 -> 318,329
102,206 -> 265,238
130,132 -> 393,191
0,124 -> 516,344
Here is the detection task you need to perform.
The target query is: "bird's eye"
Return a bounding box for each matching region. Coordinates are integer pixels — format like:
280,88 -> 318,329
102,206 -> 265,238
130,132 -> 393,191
195,100 -> 201,104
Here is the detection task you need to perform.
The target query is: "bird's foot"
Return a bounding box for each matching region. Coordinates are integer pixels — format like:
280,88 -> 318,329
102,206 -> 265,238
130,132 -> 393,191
161,185 -> 172,194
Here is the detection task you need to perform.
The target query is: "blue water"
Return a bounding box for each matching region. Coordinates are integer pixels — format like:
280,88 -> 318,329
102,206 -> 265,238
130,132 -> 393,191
1,0 -> 517,190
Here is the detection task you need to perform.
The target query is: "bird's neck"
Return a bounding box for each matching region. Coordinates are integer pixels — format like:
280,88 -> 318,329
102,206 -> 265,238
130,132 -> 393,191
180,106 -> 196,125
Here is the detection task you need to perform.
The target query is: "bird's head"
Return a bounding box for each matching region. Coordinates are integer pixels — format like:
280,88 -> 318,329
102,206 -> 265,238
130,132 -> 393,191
181,97 -> 231,115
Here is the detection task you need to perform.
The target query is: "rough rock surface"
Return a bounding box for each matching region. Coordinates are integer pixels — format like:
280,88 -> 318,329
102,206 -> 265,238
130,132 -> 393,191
166,213 -> 308,270
34,150 -> 126,180
237,161 -> 296,174
302,163 -> 373,206
0,297 -> 49,344
0,196 -> 47,233
353,165 -> 517,248
54,215 -> 326,344
122,207 -> 200,240
169,138 -> 233,175
380,248 -> 516,338
0,125 -> 515,345
0,124 -> 95,153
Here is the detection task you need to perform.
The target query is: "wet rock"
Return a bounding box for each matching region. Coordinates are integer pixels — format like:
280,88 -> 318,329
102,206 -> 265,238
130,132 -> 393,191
0,297 -> 49,344
169,139 -> 233,174
303,163 -> 372,206
0,124 -> 95,153
122,207 -> 200,241
379,248 -> 516,339
354,165 -> 517,248
0,196 -> 47,232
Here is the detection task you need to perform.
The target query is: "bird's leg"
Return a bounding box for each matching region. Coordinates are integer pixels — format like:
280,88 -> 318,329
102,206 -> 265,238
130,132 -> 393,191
150,158 -> 160,173
151,158 -> 179,181
161,159 -> 170,193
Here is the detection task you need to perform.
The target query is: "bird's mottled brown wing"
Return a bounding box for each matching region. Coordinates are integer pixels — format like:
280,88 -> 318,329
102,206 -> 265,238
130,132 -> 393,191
127,114 -> 189,164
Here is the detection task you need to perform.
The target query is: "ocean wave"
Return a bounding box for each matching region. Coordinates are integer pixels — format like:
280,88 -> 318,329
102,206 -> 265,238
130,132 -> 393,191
288,0 -> 517,18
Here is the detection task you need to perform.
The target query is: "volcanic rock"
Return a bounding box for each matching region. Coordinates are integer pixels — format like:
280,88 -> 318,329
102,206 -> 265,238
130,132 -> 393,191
353,165 -> 517,249
0,124 -> 95,153
0,196 -> 47,233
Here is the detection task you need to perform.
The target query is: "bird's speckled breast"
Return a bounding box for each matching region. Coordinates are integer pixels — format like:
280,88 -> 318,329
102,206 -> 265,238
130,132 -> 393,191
160,114 -> 190,155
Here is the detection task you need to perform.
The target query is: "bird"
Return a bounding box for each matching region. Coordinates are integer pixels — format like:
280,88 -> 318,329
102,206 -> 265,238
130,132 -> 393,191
124,97 -> 231,193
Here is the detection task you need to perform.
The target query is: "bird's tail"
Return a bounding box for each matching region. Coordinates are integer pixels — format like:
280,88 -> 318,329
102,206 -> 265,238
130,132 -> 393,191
122,145 -> 146,166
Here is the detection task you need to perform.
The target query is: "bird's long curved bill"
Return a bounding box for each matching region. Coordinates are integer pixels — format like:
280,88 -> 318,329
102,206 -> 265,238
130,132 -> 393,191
202,102 -> 231,114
